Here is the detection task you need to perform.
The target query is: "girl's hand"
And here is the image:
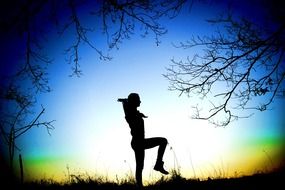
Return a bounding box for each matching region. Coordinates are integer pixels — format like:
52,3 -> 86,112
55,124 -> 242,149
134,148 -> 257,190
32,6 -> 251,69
117,98 -> 127,102
140,113 -> 148,118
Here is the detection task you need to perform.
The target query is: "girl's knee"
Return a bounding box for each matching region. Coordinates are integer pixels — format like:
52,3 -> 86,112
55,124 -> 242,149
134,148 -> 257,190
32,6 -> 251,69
161,137 -> 168,145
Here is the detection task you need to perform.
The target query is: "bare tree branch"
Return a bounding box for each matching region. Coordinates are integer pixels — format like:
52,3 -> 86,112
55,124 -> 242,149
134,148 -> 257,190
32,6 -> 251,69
97,0 -> 186,49
14,105 -> 55,138
57,0 -> 187,76
164,15 -> 285,126
63,0 -> 112,77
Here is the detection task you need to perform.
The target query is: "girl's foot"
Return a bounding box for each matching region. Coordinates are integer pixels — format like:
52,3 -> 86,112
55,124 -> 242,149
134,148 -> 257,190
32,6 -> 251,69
154,161 -> 169,175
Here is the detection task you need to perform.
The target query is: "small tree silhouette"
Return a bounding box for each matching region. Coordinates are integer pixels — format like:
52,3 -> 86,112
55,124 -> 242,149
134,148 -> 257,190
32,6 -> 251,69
0,83 -> 54,170
164,11 -> 285,126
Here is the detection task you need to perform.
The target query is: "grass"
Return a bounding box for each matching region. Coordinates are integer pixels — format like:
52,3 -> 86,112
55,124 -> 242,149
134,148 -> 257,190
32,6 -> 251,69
2,167 -> 284,189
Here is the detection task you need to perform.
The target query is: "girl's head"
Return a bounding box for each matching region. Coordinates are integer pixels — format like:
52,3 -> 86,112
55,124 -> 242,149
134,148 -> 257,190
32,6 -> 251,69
128,93 -> 141,107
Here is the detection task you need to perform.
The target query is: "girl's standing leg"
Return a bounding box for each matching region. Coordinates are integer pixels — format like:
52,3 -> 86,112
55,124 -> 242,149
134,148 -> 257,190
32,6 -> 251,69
132,140 -> 145,187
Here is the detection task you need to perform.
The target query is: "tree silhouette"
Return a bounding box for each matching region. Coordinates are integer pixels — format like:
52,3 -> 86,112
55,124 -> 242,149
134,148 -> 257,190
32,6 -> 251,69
0,82 -> 55,170
164,4 -> 285,126
1,0 -> 186,77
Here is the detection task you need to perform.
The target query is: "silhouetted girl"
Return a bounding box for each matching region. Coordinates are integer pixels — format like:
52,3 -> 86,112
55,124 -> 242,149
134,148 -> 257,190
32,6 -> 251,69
118,93 -> 168,187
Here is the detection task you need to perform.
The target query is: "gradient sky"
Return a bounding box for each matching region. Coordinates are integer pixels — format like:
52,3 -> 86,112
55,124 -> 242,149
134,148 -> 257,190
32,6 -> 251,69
1,0 -> 285,183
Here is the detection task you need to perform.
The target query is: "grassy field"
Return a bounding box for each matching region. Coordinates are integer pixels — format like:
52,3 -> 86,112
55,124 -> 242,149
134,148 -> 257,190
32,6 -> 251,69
4,167 -> 284,190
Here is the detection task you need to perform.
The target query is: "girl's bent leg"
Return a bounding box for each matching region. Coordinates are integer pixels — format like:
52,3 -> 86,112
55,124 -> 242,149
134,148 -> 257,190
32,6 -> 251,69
144,137 -> 169,174
144,137 -> 167,162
